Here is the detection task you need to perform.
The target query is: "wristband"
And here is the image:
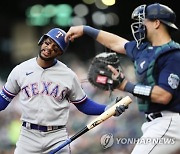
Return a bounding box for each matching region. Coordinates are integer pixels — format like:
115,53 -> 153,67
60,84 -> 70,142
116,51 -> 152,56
124,82 -> 152,99
133,84 -> 152,98
83,26 -> 100,39
124,82 -> 135,93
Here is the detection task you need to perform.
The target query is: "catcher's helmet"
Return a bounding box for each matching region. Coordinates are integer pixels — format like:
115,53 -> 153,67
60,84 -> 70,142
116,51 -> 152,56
146,3 -> 178,30
131,3 -> 178,48
38,28 -> 69,52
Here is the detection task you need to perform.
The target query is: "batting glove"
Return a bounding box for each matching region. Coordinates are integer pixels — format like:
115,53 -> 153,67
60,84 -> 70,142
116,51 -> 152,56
105,97 -> 128,116
114,97 -> 128,116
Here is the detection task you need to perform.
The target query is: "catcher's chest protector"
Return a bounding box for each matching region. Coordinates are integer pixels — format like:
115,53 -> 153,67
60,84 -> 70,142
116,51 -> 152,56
134,41 -> 180,111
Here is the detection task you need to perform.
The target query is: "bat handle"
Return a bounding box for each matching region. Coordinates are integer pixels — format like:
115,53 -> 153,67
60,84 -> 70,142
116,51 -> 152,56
49,139 -> 71,154
71,127 -> 89,141
49,127 -> 88,154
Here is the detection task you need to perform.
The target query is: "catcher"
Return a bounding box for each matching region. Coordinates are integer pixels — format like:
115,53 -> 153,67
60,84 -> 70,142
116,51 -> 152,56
65,3 -> 180,154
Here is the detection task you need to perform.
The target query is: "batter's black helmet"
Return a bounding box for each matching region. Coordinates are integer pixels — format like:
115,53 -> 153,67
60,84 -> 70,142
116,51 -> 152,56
38,28 -> 69,53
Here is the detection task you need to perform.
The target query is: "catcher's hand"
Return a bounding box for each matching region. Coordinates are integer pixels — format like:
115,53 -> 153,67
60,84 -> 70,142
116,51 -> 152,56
88,52 -> 125,91
65,26 -> 83,42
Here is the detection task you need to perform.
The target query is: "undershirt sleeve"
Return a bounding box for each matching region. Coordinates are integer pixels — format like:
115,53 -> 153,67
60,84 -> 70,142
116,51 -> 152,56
73,98 -> 106,115
0,88 -> 15,111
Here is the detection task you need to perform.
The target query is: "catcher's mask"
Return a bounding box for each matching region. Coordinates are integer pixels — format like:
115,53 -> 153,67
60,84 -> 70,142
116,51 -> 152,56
131,3 -> 178,48
38,28 -> 69,53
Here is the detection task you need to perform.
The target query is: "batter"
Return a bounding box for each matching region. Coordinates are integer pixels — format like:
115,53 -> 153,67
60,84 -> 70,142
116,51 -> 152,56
0,28 -> 125,153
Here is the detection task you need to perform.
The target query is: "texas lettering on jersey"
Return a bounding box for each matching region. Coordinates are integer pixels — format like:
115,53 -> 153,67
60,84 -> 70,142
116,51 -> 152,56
21,81 -> 69,101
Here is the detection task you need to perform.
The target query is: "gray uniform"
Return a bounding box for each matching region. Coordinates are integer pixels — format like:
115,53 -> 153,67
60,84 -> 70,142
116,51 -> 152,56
4,57 -> 86,153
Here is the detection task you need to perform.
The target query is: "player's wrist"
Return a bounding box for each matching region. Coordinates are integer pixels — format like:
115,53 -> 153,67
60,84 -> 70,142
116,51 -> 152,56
118,79 -> 128,90
124,82 -> 135,93
83,26 -> 100,39
124,82 -> 153,99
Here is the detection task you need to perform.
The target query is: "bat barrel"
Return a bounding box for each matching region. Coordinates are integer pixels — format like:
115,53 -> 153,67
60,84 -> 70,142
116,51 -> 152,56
87,96 -> 132,129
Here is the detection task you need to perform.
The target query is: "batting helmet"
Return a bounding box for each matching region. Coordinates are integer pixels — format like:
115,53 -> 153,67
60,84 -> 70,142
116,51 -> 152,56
38,28 -> 69,52
131,3 -> 178,48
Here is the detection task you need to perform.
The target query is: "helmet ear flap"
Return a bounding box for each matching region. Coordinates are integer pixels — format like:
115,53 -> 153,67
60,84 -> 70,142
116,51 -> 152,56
38,36 -> 47,46
38,36 -> 43,45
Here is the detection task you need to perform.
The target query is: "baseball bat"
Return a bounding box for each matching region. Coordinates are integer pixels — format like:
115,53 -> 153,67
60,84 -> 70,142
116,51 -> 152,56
49,96 -> 132,154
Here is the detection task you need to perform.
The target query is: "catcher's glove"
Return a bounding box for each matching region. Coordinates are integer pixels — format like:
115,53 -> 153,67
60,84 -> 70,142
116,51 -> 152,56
88,52 -> 125,91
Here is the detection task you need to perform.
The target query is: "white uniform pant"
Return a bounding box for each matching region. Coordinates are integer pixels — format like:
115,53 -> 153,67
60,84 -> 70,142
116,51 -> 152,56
14,126 -> 71,154
132,111 -> 180,154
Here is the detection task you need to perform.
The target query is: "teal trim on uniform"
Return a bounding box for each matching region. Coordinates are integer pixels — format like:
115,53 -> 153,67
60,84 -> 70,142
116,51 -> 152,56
138,102 -> 149,111
146,61 -> 156,85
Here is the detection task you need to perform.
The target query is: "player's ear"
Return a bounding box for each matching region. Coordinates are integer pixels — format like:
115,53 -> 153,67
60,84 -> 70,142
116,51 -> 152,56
58,50 -> 63,56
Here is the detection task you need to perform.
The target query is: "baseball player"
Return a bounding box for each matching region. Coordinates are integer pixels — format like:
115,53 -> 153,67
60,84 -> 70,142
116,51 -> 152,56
65,3 -> 180,154
0,28 -> 126,154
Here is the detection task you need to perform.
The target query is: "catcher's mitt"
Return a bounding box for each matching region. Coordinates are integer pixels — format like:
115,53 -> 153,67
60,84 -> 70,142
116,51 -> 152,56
88,52 -> 125,91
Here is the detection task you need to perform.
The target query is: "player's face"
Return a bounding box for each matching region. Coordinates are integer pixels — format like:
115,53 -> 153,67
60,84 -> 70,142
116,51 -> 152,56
143,19 -> 158,42
39,38 -> 63,61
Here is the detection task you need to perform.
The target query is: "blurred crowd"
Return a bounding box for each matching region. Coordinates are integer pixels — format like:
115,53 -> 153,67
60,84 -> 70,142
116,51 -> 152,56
0,53 -> 145,154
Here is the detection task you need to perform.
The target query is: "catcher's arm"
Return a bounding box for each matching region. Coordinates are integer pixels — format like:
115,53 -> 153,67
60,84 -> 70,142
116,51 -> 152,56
108,65 -> 171,104
65,25 -> 128,54
108,64 -> 153,98
95,29 -> 128,54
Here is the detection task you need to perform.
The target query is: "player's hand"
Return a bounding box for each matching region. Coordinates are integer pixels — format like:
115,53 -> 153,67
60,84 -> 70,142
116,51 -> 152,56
105,97 -> 128,116
114,105 -> 128,116
65,26 -> 84,42
107,65 -> 126,89
107,65 -> 123,81
114,97 -> 128,116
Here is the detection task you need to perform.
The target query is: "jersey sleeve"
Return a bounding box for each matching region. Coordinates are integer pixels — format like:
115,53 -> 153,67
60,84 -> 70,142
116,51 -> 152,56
157,51 -> 180,94
4,65 -> 21,95
124,41 -> 137,61
125,41 -> 150,61
68,72 -> 87,103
